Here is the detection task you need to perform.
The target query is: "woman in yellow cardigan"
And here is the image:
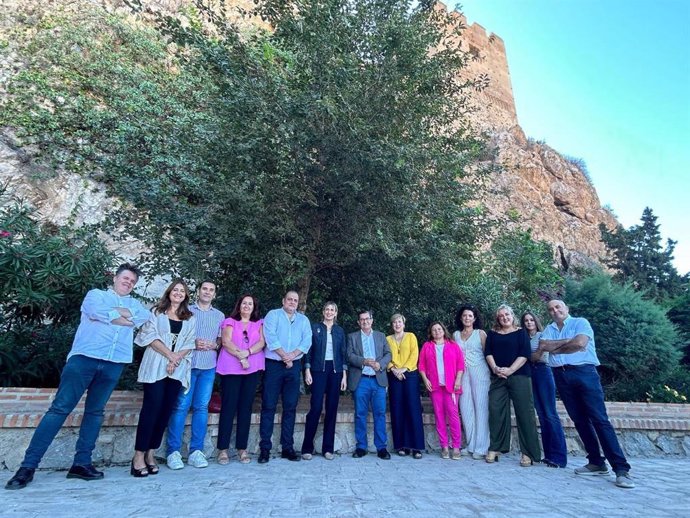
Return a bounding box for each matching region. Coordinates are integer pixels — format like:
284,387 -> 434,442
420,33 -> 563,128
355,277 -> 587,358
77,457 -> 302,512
386,314 -> 425,458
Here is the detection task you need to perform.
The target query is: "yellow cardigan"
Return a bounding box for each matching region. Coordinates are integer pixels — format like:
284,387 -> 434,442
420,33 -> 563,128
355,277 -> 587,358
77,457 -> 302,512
386,332 -> 419,371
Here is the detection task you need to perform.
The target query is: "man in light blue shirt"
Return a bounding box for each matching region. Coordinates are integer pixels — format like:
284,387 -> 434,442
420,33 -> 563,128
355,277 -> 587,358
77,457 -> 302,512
258,290 -> 312,463
538,299 -> 634,489
5,263 -> 149,490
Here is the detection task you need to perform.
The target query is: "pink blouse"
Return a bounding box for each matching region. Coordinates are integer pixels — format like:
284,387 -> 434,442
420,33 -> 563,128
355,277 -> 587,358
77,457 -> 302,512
216,318 -> 265,375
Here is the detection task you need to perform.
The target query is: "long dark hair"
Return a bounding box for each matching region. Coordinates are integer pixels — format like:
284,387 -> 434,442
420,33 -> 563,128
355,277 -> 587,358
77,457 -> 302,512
455,304 -> 483,331
154,279 -> 193,320
229,294 -> 261,322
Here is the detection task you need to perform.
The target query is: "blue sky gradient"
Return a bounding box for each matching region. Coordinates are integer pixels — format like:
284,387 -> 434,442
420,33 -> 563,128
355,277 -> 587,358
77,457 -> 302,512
458,0 -> 690,274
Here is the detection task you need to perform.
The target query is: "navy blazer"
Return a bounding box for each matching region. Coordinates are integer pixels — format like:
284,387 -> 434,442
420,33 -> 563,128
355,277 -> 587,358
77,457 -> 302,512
305,323 -> 347,373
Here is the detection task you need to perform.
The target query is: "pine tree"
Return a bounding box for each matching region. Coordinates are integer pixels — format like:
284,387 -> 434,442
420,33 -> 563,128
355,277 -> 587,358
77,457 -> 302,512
599,207 -> 685,301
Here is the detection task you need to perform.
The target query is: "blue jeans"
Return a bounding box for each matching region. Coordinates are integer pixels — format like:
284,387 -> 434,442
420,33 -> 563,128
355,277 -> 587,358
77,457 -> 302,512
166,367 -> 216,455
21,355 -> 124,469
353,376 -> 388,451
552,364 -> 631,474
531,363 -> 567,467
259,358 -> 301,451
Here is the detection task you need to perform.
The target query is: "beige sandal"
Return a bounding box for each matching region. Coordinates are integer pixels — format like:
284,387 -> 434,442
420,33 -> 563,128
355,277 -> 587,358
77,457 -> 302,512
441,448 -> 450,459
520,454 -> 533,467
451,448 -> 461,460
238,450 -> 251,464
217,450 -> 230,465
486,451 -> 499,463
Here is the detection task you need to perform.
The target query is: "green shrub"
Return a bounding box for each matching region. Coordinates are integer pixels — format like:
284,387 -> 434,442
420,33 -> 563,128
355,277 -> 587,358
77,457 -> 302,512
0,187 -> 115,387
564,274 -> 682,401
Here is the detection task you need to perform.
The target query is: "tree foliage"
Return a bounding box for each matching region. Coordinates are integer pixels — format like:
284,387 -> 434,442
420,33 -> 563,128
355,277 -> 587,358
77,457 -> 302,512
599,207 -> 686,301
3,0 -> 494,312
564,273 -> 682,401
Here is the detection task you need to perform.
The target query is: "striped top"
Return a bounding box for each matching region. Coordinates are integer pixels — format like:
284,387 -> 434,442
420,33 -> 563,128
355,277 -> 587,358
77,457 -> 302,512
189,303 -> 225,370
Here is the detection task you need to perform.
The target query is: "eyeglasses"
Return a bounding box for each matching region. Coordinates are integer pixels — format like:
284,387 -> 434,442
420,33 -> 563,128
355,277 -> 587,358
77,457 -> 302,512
358,317 -> 372,322
243,330 -> 249,344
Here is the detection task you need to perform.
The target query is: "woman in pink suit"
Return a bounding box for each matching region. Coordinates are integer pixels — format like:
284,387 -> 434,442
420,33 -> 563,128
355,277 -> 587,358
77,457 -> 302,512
419,321 -> 465,460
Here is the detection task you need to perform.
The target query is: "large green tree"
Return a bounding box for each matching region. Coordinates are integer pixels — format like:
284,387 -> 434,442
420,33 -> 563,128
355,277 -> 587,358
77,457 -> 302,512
599,207 -> 686,301
4,0 -> 493,315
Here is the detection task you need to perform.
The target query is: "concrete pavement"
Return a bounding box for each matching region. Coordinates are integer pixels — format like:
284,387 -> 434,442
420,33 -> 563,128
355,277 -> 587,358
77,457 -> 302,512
3,454 -> 689,517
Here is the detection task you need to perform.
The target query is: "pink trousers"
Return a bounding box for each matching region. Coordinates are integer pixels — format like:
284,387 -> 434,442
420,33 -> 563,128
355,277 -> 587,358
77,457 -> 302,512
430,389 -> 462,448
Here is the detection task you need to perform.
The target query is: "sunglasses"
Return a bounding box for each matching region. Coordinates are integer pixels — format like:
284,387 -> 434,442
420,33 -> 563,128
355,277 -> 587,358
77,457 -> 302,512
243,330 -> 249,344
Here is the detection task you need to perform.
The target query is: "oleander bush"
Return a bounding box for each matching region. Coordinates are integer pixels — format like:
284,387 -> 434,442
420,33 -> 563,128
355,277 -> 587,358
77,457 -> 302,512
0,187 -> 115,386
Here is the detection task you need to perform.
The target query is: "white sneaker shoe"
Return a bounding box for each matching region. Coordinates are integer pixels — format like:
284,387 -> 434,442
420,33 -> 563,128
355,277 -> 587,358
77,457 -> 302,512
188,450 -> 209,468
167,451 -> 184,470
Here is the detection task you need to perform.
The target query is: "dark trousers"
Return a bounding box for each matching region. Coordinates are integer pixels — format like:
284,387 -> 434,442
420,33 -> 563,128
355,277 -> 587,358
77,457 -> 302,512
301,361 -> 342,455
387,370 -> 425,451
135,378 -> 181,451
488,374 -> 541,461
217,371 -> 260,450
553,364 -> 631,474
259,358 -> 301,451
531,362 -> 567,466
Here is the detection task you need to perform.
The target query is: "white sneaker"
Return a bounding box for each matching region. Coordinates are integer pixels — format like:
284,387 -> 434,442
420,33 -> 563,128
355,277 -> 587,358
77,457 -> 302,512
188,450 -> 208,468
167,451 -> 184,470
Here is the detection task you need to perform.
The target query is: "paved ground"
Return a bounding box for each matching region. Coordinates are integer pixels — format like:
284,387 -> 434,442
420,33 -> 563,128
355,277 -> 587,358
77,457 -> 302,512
3,454 -> 689,517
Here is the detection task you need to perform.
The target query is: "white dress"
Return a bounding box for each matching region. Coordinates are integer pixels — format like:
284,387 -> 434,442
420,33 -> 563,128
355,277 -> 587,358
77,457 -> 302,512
454,329 -> 491,455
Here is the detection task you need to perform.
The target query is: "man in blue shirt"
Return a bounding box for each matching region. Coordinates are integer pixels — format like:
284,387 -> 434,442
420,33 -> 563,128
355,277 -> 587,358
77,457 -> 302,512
347,310 -> 392,460
166,280 -> 224,470
5,263 -> 149,490
258,290 -> 312,463
538,299 -> 634,489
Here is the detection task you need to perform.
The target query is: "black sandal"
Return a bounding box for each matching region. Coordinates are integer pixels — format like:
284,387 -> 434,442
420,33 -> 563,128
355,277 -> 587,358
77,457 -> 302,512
412,450 -> 423,459
130,461 -> 149,478
146,463 -> 159,475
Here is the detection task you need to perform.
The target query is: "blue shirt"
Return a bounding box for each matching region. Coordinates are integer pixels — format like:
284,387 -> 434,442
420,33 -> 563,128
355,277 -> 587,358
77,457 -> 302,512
67,288 -> 149,364
263,308 -> 312,361
189,303 -> 225,370
541,315 -> 599,367
361,331 -> 376,376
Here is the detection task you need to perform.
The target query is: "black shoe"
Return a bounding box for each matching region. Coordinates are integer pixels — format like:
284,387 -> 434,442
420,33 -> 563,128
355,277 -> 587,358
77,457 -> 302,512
258,449 -> 270,464
281,449 -> 300,461
377,449 -> 391,460
352,448 -> 367,458
5,467 -> 35,490
130,461 -> 148,478
66,464 -> 104,481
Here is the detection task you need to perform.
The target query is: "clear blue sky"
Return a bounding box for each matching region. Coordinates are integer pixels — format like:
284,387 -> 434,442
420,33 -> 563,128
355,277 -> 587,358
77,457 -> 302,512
458,0 -> 690,274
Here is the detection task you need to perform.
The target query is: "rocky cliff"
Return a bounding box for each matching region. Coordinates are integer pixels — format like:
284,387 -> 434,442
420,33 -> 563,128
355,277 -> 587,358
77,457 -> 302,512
1,0 -> 617,272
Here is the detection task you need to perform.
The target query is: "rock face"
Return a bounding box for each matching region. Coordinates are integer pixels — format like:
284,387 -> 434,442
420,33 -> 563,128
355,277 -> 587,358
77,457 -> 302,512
0,0 -> 617,271
485,127 -> 617,270
437,1 -> 617,268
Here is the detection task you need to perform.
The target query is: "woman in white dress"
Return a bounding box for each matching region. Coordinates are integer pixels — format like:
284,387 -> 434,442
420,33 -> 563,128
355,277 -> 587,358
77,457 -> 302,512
453,305 -> 490,460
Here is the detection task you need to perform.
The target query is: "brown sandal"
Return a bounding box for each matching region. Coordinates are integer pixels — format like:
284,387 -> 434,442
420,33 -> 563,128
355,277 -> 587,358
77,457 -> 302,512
238,450 -> 251,464
217,450 -> 230,465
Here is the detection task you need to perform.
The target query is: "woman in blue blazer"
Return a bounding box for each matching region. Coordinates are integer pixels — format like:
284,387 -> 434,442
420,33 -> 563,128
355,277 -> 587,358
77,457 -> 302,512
300,301 -> 347,460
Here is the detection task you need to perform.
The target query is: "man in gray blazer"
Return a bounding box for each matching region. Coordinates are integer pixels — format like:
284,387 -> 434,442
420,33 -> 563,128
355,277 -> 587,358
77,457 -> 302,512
347,310 -> 392,459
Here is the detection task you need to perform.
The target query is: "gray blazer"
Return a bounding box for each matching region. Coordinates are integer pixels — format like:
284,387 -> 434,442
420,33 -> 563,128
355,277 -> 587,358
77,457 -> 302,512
346,330 -> 392,390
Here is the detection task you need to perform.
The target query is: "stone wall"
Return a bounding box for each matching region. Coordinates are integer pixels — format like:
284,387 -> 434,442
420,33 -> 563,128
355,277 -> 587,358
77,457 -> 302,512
1,388 -> 688,471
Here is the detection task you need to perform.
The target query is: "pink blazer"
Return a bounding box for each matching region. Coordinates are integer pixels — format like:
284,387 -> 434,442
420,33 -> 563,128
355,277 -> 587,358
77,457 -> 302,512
418,340 -> 465,394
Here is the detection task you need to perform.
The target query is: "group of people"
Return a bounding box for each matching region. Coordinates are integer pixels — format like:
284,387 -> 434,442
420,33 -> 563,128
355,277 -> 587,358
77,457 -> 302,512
5,263 -> 635,490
